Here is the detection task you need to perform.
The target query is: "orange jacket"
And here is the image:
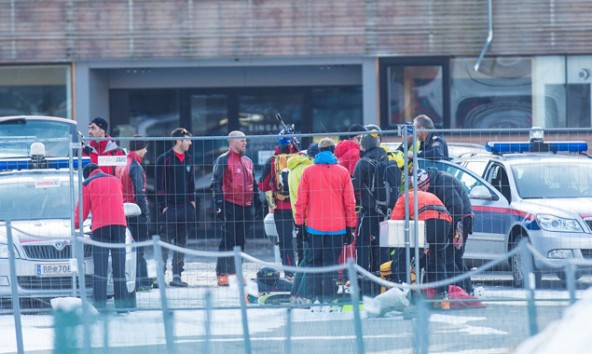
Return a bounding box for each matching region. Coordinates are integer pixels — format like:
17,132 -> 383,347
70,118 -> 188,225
294,152 -> 357,234
390,190 -> 452,223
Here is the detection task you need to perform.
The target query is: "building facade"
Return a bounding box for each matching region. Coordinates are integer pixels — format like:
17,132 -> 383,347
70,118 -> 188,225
2,0 -> 592,155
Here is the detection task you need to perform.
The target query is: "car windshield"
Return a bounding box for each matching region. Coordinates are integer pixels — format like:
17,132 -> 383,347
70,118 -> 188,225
0,119 -> 77,158
512,161 -> 592,199
0,176 -> 75,220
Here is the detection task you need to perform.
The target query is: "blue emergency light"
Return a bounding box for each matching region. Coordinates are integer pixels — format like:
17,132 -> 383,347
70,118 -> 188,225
0,157 -> 91,172
486,141 -> 588,155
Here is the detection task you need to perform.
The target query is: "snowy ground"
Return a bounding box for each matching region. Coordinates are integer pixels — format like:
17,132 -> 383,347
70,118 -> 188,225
2,239 -> 591,353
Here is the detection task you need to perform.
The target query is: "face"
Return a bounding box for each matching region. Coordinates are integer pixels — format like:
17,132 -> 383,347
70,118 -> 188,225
88,123 -> 105,138
414,124 -> 428,141
175,138 -> 192,152
137,147 -> 148,158
229,134 -> 247,155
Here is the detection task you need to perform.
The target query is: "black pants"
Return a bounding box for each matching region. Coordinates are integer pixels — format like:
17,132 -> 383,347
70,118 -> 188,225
450,216 -> 473,293
127,215 -> 150,288
92,225 -> 132,309
161,203 -> 195,276
310,234 -> 344,301
391,219 -> 452,295
216,202 -> 250,275
273,208 -> 296,276
356,212 -> 390,273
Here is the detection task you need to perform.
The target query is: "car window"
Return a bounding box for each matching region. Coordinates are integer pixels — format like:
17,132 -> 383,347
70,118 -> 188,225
487,164 -> 512,202
512,161 -> 592,199
0,175 -> 74,220
419,159 -> 491,196
0,118 -> 78,158
464,160 -> 488,177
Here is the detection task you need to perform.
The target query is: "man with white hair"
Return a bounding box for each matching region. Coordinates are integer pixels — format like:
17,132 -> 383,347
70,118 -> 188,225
412,114 -> 449,161
211,130 -> 262,286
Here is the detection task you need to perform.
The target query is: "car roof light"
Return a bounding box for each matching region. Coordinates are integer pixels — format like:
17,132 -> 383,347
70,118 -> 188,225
486,141 -> 588,155
0,157 -> 91,172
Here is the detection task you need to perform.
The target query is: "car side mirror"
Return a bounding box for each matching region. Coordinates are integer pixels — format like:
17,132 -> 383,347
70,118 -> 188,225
124,203 -> 141,217
470,185 -> 495,200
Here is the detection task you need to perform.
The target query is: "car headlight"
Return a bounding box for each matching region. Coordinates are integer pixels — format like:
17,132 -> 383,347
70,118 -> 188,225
0,243 -> 20,259
536,214 -> 583,233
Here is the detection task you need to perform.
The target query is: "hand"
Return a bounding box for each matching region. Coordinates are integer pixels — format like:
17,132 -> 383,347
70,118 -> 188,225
265,191 -> 276,210
344,227 -> 353,245
453,221 -> 464,250
191,201 -> 196,209
216,201 -> 225,221
295,224 -> 308,243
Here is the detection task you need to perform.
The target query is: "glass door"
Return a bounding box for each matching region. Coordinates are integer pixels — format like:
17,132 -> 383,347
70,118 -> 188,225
380,58 -> 449,128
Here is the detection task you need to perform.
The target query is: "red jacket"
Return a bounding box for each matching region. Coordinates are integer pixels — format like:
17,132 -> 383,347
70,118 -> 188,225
335,139 -> 360,176
211,148 -> 257,207
294,152 -> 357,234
75,169 -> 127,231
390,190 -> 452,223
83,137 -> 125,175
116,151 -> 149,218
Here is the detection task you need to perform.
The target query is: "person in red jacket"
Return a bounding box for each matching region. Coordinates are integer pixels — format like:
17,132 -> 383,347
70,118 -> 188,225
82,117 -> 125,175
294,138 -> 357,301
334,124 -> 366,176
75,163 -> 134,311
390,171 -> 453,309
258,130 -> 300,279
211,130 -> 262,286
116,135 -> 152,291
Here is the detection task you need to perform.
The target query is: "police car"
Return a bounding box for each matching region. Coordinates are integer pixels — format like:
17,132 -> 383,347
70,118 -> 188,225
0,136 -> 138,305
430,132 -> 592,287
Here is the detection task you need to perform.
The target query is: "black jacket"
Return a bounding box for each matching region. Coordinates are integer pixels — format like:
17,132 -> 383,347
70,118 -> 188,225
155,148 -> 195,211
425,167 -> 471,221
352,147 -> 389,213
418,133 -> 449,161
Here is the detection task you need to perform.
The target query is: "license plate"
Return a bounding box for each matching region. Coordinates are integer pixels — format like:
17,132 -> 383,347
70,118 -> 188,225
35,263 -> 73,277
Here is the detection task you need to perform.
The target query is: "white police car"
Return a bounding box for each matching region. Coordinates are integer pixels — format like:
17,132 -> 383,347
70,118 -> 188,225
441,134 -> 592,287
0,142 -> 138,305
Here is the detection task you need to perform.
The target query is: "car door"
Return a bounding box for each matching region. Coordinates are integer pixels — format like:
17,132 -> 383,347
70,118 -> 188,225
469,161 -> 514,261
421,159 -> 508,263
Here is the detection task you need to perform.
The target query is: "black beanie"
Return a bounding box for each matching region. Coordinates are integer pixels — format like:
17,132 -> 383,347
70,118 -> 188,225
90,117 -> 109,132
129,134 -> 147,151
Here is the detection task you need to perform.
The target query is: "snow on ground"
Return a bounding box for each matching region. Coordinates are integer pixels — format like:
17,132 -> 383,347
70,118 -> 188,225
1,284 -> 583,354
513,287 -> 592,354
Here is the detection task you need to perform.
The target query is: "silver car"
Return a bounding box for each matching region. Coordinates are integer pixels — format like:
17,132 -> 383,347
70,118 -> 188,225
428,140 -> 592,287
0,168 -> 137,303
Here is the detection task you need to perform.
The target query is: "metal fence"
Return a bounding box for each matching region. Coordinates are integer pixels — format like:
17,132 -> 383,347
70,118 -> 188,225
3,127 -> 592,353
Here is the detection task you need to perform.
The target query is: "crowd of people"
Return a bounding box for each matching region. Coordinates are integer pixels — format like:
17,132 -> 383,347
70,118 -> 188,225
75,113 -> 472,311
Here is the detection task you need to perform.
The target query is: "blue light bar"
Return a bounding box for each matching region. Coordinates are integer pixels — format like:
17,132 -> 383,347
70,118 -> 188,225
0,157 -> 91,172
486,141 -> 588,155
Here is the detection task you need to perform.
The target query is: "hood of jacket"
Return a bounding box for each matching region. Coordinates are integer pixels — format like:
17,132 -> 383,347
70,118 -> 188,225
287,154 -> 313,170
314,151 -> 338,165
363,146 -> 388,161
335,139 -> 360,158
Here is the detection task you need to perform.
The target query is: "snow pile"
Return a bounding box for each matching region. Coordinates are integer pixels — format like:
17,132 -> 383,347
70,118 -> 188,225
50,297 -> 99,316
514,288 -> 592,354
364,286 -> 410,317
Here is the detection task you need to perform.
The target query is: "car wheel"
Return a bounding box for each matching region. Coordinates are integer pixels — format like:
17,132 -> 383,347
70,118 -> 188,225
511,235 -> 542,288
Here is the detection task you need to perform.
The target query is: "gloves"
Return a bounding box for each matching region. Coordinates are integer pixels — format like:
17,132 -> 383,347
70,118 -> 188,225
344,227 -> 353,245
453,221 -> 464,250
295,224 -> 308,243
216,201 -> 225,221
265,191 -> 276,210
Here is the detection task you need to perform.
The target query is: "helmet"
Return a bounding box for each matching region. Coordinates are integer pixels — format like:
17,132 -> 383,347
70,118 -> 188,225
403,122 -> 414,135
256,266 -> 280,284
410,169 -> 430,190
278,129 -> 299,149
364,124 -> 382,138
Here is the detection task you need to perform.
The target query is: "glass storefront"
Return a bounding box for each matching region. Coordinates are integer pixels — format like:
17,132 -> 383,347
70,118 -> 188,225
382,55 -> 592,129
0,65 -> 71,118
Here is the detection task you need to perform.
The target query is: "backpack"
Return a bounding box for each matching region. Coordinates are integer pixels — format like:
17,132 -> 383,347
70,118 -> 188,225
273,153 -> 298,201
363,156 -> 402,218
